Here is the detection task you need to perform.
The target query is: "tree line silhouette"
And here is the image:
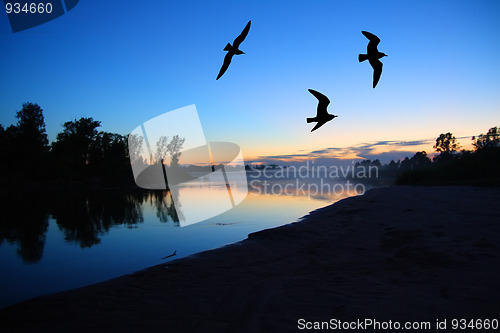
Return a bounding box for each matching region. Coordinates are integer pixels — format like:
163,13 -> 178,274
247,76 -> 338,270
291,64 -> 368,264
395,128 -> 500,185
351,128 -> 500,185
245,128 -> 498,186
0,102 -> 133,186
1,102 -> 498,188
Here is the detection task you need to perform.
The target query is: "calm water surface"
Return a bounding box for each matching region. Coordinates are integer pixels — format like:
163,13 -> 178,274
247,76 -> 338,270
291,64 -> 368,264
0,177 -> 375,309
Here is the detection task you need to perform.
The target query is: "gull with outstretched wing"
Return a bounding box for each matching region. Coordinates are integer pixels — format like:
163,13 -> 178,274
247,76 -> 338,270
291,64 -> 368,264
216,20 -> 251,80
358,31 -> 387,88
306,89 -> 338,132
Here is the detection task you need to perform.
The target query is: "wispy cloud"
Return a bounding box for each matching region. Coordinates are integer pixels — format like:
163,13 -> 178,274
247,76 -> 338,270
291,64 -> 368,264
248,138 -> 439,165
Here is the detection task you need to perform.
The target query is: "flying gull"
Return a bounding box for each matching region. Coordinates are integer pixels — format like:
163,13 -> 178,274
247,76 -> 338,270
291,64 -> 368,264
358,31 -> 387,88
306,89 -> 338,132
216,20 -> 251,80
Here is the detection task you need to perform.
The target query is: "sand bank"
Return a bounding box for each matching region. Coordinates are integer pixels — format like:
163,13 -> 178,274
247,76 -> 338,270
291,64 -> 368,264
1,186 -> 499,332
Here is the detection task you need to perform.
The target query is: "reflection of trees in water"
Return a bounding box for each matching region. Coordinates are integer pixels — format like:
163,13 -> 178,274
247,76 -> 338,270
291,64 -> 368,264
149,191 -> 179,226
0,189 -> 179,263
51,190 -> 147,248
0,192 -> 49,263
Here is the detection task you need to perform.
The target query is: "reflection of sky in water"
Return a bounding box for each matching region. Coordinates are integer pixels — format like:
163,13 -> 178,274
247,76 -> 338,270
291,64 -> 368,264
0,180 -> 371,309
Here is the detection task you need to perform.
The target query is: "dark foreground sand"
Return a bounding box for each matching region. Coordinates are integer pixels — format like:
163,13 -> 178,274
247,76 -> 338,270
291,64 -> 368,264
1,186 -> 499,332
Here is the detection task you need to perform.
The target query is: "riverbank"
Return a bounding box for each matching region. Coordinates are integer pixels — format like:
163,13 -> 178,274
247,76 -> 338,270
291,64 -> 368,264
1,186 -> 499,332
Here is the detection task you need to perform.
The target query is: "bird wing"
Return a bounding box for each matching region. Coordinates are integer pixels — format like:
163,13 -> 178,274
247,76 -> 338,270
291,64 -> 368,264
308,89 -> 330,117
216,52 -> 234,80
369,59 -> 383,88
233,20 -> 251,48
310,120 -> 327,132
362,30 -> 380,53
362,31 -> 380,44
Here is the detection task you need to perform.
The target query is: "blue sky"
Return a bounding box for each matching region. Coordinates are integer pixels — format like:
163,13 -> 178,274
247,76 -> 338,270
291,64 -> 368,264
1,0 -> 499,163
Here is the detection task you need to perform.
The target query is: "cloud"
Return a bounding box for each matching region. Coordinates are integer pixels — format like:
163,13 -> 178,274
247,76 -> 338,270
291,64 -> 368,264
355,139 -> 431,150
310,149 -> 330,154
259,153 -> 310,159
348,139 -> 434,159
247,138 -> 439,165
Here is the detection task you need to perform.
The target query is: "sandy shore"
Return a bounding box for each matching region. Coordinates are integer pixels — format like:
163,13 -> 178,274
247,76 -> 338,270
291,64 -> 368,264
1,186 -> 499,332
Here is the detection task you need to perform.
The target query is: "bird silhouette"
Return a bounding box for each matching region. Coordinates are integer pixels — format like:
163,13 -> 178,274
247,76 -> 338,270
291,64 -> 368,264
358,31 -> 387,88
216,20 -> 251,80
307,89 -> 338,132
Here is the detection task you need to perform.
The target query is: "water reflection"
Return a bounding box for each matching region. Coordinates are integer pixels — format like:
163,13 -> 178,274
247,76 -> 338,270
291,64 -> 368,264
52,191 -> 145,247
0,192 -> 49,263
0,189 -> 179,263
0,178 -> 368,264
246,174 -> 366,202
149,190 -> 179,225
0,179 -> 377,309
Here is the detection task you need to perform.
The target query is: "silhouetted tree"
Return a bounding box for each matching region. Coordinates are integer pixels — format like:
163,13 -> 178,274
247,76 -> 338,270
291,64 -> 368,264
128,134 -> 144,164
127,133 -> 147,181
150,135 -> 186,167
410,151 -> 431,169
155,136 -> 170,165
400,157 -> 411,171
355,159 -> 372,167
355,159 -> 382,168
167,135 -> 185,167
15,102 -> 49,149
1,103 -> 50,178
88,132 -> 129,176
433,132 -> 460,154
0,125 -> 20,174
433,132 -> 461,163
473,127 -> 500,150
397,126 -> 500,185
51,117 -> 101,174
387,160 -> 399,170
